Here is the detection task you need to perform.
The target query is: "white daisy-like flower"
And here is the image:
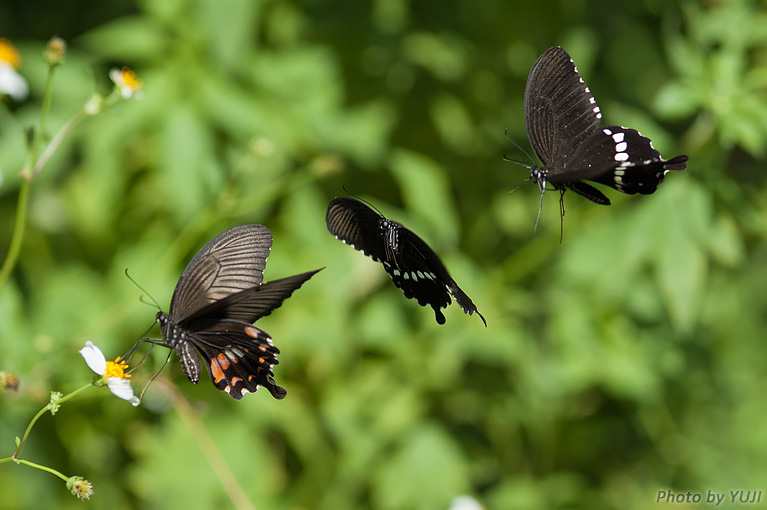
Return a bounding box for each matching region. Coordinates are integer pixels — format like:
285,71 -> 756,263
0,38 -> 29,101
109,66 -> 143,99
79,341 -> 140,406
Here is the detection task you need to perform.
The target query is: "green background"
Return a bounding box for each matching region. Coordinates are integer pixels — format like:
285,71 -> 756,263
1,0 -> 765,509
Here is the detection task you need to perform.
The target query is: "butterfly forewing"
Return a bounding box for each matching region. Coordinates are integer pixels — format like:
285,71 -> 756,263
525,46 -> 602,168
326,197 -> 387,262
170,225 -> 272,322
181,270 -> 322,326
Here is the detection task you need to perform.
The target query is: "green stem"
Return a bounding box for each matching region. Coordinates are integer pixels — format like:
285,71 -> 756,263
13,459 -> 69,482
0,180 -> 30,289
0,54 -> 59,292
14,383 -> 94,458
30,60 -> 58,169
52,383 -> 95,406
31,111 -> 86,180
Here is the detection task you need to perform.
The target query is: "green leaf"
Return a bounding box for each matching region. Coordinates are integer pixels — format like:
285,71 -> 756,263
79,16 -> 167,61
373,425 -> 469,510
389,149 -> 458,244
159,105 -> 219,223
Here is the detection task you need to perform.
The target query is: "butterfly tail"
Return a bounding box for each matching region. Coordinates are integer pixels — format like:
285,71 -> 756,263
664,155 -> 688,172
447,282 -> 487,327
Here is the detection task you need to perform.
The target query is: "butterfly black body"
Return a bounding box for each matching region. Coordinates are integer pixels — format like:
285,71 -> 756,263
326,197 -> 486,326
156,225 -> 321,400
522,46 -> 688,212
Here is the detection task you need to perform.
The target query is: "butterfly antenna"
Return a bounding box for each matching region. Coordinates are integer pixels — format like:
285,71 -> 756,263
503,155 -> 533,169
503,129 -> 537,167
124,269 -> 162,311
341,184 -> 387,217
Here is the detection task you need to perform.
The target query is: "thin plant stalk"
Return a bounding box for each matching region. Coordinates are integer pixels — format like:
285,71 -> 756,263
0,51 -> 59,290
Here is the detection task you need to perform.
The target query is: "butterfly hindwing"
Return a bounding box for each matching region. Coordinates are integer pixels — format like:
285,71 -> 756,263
567,126 -> 689,195
192,321 -> 286,400
381,227 -> 452,324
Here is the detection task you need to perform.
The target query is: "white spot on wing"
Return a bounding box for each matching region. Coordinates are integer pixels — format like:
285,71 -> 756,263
615,152 -> 629,162
615,142 -> 628,152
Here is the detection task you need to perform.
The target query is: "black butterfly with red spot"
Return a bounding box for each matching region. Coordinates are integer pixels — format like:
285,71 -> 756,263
156,225 -> 321,399
520,46 -> 688,224
326,197 -> 486,326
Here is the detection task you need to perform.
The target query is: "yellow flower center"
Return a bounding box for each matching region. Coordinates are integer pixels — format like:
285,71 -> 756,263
119,67 -> 142,90
0,38 -> 22,69
104,357 -> 131,379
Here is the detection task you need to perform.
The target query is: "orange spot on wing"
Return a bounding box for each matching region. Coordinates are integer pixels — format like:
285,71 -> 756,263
210,357 -> 226,384
244,326 -> 260,338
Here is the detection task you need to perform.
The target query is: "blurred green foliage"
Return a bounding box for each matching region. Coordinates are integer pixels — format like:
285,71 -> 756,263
1,0 -> 766,509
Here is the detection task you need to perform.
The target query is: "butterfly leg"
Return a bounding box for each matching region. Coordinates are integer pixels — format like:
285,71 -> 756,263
558,189 -> 566,243
122,331 -> 167,365
137,350 -> 174,403
533,175 -> 548,234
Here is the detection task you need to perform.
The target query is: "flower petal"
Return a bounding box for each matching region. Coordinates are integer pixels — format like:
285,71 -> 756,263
105,377 -> 140,406
79,341 -> 107,375
0,62 -> 28,101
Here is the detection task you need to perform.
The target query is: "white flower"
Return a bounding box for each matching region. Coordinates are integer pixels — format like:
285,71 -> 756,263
79,341 -> 140,406
448,495 -> 484,510
0,38 -> 28,101
109,66 -> 143,99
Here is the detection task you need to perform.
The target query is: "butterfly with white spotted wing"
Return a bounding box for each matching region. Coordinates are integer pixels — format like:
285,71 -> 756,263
519,46 -> 688,228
